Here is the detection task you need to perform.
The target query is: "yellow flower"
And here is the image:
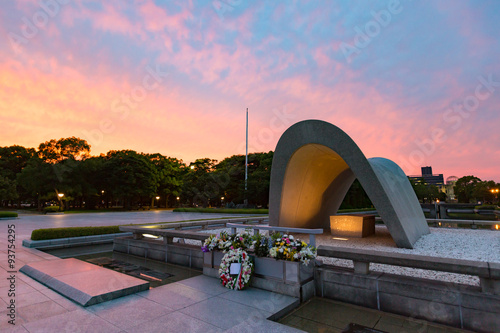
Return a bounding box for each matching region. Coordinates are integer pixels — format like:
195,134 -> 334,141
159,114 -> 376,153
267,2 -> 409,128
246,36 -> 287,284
280,242 -> 284,246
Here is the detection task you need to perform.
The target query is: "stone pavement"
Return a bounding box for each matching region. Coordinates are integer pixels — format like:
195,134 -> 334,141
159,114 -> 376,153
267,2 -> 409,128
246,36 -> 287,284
0,211 -> 303,332
1,245 -> 302,332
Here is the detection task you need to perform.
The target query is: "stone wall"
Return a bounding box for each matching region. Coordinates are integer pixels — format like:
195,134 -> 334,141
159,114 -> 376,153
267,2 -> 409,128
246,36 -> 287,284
315,264 -> 500,333
113,236 -> 204,270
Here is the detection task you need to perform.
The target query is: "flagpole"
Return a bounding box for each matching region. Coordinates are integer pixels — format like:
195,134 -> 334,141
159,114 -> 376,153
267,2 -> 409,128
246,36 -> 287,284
244,108 -> 248,206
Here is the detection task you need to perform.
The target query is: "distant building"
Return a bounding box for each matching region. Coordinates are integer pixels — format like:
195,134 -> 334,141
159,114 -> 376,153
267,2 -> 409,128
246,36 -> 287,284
408,166 -> 445,189
445,176 -> 458,201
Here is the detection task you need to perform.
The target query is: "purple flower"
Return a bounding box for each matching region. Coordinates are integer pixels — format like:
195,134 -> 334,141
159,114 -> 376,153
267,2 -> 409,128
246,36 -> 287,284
201,245 -> 209,253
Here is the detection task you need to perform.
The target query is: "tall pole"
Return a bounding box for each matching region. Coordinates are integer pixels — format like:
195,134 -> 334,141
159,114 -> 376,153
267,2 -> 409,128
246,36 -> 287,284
244,108 -> 248,206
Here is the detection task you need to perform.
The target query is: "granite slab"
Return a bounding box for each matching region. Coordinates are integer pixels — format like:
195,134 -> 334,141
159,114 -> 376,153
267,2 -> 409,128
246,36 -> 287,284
20,258 -> 149,306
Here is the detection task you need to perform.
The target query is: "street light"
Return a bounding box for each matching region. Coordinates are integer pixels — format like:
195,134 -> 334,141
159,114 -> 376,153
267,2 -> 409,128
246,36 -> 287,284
156,196 -> 160,208
490,189 -> 499,199
57,193 -> 64,211
221,196 -> 224,207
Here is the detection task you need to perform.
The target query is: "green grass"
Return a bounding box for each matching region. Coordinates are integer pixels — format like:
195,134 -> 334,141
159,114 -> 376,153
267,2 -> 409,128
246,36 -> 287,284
173,207 -> 377,215
337,208 -> 376,213
447,213 -> 498,220
0,212 -> 18,218
64,208 -> 128,214
31,226 -> 122,240
173,207 -> 269,214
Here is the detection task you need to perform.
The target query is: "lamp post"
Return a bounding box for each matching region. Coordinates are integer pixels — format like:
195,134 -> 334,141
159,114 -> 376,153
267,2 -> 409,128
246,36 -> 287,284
57,193 -> 64,211
491,189 -> 499,204
221,196 -> 224,207
156,196 -> 160,209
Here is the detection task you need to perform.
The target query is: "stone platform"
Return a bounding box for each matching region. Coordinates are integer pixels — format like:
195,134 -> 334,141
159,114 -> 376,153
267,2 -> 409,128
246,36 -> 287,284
20,258 -> 149,306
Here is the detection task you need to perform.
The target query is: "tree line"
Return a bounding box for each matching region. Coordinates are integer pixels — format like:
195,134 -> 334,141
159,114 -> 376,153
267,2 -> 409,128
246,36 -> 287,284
0,137 -> 276,210
3,137 -> 494,211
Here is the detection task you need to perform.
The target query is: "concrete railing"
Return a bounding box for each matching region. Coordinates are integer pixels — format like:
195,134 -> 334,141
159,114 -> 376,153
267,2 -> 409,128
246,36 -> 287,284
426,218 -> 499,229
119,217 -> 268,243
226,223 -> 323,247
317,245 -> 500,295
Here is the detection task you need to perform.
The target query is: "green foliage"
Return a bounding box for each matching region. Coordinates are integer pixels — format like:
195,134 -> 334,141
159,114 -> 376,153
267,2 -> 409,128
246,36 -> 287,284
43,206 -> 60,213
453,176 -> 499,203
180,152 -> 274,208
253,233 -> 270,257
102,150 -> 159,208
38,137 -> 90,163
474,205 -> 498,210
0,212 -> 18,218
447,213 -> 498,220
0,175 -> 18,202
337,208 -> 377,213
173,207 -> 268,214
339,179 -> 373,209
409,178 -> 442,203
31,226 -> 122,240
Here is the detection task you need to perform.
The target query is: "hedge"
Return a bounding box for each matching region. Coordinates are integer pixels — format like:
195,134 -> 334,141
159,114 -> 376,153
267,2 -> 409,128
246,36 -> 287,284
475,205 -> 499,210
31,226 -> 122,240
43,206 -> 60,213
0,212 -> 18,218
173,208 -> 269,214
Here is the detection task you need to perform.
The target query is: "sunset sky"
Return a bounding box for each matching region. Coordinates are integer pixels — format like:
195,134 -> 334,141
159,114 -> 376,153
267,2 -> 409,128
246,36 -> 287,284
1,0 -> 499,181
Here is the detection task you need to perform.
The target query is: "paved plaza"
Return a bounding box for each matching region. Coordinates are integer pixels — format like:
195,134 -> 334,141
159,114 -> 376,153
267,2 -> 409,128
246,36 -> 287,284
0,211 -> 474,332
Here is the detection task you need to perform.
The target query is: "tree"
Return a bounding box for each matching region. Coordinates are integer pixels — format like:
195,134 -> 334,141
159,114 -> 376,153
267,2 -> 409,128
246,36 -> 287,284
102,150 -> 158,208
38,137 -> 90,163
181,158 -> 218,207
0,145 -> 36,178
454,176 -> 482,203
409,178 -> 443,203
144,154 -> 185,207
17,158 -> 59,209
0,145 -> 36,206
339,179 -> 373,209
0,175 -> 18,205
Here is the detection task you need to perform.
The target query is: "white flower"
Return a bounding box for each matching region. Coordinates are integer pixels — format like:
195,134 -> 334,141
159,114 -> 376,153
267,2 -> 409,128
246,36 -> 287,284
289,235 -> 294,240
279,248 -> 283,253
301,258 -> 310,266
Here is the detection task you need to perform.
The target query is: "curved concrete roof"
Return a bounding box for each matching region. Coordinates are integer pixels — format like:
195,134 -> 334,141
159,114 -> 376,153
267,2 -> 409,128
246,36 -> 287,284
269,120 -> 429,249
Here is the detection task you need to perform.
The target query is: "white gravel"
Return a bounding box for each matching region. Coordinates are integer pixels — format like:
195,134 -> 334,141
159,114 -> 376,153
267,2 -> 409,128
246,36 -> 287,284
178,225 -> 500,286
315,225 -> 500,286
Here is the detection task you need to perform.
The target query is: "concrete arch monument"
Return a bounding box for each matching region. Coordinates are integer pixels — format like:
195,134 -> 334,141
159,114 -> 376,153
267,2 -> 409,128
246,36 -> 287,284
269,120 -> 429,248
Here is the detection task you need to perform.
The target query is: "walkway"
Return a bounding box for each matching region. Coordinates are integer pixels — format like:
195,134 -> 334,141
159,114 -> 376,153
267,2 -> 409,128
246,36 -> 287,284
1,211 -> 302,332
0,212 -> 476,332
1,242 -> 301,332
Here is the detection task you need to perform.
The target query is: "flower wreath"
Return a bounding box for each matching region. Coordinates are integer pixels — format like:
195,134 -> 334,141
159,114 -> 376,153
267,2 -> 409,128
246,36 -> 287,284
218,248 -> 253,290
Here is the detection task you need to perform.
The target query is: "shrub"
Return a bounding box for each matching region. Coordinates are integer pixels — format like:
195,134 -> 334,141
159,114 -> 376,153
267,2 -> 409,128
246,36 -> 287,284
31,226 -> 122,240
0,212 -> 18,218
475,205 -> 498,210
173,207 -> 269,214
43,206 -> 60,213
